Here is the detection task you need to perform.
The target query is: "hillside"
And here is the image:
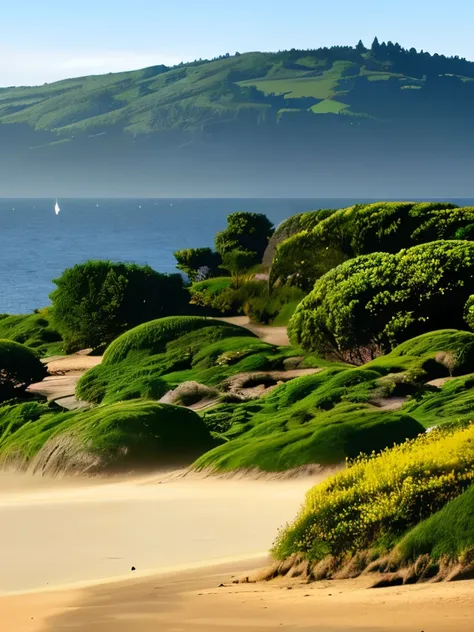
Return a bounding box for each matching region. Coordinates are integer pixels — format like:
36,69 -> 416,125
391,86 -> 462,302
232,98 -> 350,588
3,40 -> 474,195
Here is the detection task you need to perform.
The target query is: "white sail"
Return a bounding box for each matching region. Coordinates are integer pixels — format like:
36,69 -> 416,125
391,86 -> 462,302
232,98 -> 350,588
54,200 -> 60,215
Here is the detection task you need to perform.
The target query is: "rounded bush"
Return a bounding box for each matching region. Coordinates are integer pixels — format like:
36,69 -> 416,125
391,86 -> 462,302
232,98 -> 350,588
0,339 -> 46,401
271,202 -> 474,289
289,241 -> 474,360
50,260 -> 188,352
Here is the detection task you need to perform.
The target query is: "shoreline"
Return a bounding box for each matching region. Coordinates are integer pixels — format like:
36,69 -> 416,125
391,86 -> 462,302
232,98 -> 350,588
2,557 -> 474,632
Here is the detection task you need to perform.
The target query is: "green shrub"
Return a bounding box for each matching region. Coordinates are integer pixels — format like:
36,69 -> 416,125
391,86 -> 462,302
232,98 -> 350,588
190,277 -> 233,296
174,247 -> 222,281
0,340 -> 46,402
215,212 -> 274,264
263,208 -> 337,267
0,309 -> 62,357
271,202 -> 474,290
245,285 -> 305,325
289,241 -> 474,361
190,277 -> 304,325
272,424 -> 474,564
220,249 -> 257,287
50,260 -> 189,352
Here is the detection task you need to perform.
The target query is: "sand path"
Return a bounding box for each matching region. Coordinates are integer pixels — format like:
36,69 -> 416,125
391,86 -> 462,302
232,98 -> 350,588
27,353 -> 102,410
217,315 -> 290,346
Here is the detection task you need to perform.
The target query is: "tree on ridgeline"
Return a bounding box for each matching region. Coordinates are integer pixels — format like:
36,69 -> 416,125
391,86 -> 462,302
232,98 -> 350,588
50,261 -> 189,352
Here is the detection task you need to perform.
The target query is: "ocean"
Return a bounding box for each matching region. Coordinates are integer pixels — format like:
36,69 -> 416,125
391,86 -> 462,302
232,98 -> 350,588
1,197 -> 473,314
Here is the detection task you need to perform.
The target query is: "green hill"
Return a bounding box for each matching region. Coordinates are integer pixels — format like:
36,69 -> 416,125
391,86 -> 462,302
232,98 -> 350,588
3,43 -> 474,137
4,40 -> 474,195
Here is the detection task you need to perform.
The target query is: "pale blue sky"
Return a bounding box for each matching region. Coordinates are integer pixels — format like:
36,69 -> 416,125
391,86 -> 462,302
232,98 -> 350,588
2,0 -> 473,85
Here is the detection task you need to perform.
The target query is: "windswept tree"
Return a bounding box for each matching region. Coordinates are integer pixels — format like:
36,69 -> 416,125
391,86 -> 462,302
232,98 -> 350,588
50,261 -> 188,352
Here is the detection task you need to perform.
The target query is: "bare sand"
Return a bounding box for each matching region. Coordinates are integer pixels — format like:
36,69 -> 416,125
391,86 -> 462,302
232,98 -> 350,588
0,473 -> 473,631
0,472 -> 313,595
27,353 -> 103,409
217,316 -> 290,346
2,558 -> 474,631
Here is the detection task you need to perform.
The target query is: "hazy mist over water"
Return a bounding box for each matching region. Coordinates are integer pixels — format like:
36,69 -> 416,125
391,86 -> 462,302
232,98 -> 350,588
2,197 -> 474,314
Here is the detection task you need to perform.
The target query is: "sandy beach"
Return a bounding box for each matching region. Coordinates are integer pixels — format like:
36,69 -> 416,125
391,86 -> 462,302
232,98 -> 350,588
0,472 -> 473,631
0,472 -> 312,594
2,557 -> 474,631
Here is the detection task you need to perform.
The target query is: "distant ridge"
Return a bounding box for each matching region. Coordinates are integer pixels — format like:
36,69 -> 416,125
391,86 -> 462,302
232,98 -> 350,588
1,39 -> 474,196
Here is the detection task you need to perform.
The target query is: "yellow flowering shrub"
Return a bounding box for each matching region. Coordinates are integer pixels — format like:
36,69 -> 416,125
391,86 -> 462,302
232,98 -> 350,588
273,423 -> 474,561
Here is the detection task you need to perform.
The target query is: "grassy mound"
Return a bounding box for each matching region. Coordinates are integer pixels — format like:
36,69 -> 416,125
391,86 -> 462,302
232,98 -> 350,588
0,399 -> 214,475
271,423 -> 474,576
102,316 -> 244,365
194,362 -> 424,472
190,277 -> 232,297
77,316 -> 292,405
366,329 -> 474,377
0,310 -> 62,357
396,484 -> 474,567
193,330 -> 474,472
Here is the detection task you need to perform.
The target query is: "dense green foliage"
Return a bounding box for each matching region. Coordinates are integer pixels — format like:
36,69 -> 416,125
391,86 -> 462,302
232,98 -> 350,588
215,213 -> 274,264
101,316 -> 244,366
289,241 -> 474,361
0,399 -> 214,474
220,250 -> 258,287
190,278 -> 304,325
0,340 -> 46,401
272,424 -> 474,565
263,208 -> 337,266
194,330 -> 474,472
190,277 -> 233,297
173,248 -> 222,282
271,202 -> 474,289
50,261 -> 188,352
76,316 -> 285,405
397,484 -> 474,564
0,310 -> 62,357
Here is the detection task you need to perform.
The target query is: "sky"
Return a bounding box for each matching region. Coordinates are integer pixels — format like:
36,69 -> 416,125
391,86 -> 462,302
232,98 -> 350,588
2,0 -> 474,86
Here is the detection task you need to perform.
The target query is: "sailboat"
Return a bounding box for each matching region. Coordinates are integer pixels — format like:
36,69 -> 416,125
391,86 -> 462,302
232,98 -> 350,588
54,199 -> 60,215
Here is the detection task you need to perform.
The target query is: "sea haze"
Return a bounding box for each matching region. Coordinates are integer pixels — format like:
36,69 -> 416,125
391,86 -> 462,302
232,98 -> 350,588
1,197 -> 474,314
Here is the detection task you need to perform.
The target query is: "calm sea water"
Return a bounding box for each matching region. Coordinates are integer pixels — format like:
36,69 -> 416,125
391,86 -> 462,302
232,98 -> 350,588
1,197 -> 473,313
